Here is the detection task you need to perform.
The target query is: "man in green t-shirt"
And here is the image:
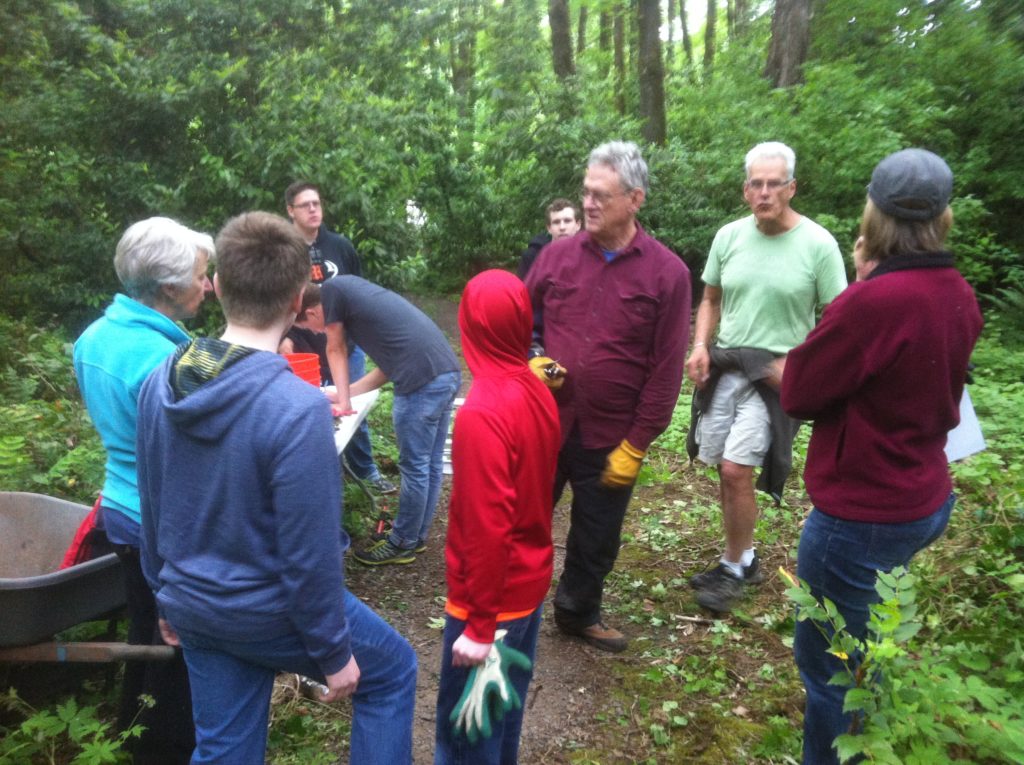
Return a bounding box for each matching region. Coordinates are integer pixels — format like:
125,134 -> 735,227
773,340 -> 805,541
685,142 -> 847,613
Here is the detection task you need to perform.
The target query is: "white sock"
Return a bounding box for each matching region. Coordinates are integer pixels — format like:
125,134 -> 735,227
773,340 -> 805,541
740,548 -> 756,568
720,558 -> 744,578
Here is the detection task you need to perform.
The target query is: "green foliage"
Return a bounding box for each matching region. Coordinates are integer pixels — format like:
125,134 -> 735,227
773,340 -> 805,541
0,316 -> 103,502
0,689 -> 142,765
786,567 -> 1024,764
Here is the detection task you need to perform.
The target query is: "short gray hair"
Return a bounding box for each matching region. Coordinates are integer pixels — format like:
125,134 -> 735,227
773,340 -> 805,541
745,142 -> 796,180
113,217 -> 215,304
589,141 -> 649,193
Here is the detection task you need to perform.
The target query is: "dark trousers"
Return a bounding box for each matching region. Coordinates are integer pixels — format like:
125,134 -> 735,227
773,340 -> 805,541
552,431 -> 634,629
115,546 -> 194,765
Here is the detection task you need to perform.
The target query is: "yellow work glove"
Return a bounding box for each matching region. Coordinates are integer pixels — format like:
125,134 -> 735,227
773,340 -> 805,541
600,439 -> 646,488
528,356 -> 567,390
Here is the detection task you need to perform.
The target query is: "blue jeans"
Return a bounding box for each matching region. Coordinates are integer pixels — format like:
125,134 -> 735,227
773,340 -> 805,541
389,371 -> 460,548
343,346 -> 382,482
175,590 -> 416,765
434,608 -> 542,765
794,494 -> 954,765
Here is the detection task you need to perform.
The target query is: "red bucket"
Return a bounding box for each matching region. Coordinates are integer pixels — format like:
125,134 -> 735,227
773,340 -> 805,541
284,353 -> 321,386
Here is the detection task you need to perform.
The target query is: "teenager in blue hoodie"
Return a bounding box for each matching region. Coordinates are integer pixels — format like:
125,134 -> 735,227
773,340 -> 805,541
136,211 -> 416,764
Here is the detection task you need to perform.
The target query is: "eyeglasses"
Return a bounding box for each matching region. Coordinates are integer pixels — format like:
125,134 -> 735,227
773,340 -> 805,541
745,178 -> 793,192
290,200 -> 322,211
581,187 -> 628,206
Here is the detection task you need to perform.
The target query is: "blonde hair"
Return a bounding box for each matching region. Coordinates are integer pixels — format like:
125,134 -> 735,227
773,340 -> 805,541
859,198 -> 953,263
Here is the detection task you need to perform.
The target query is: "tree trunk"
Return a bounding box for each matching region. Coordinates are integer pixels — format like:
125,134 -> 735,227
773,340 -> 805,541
764,0 -> 811,87
680,0 -> 693,65
734,0 -> 749,35
449,0 -> 477,121
614,4 -> 626,114
598,10 -> 612,78
637,0 -> 666,144
577,4 -> 588,54
666,0 -> 675,65
549,0 -> 576,78
703,0 -> 716,76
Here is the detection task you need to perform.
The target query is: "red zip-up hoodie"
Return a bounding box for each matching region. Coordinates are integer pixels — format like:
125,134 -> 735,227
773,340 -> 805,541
445,270 -> 561,642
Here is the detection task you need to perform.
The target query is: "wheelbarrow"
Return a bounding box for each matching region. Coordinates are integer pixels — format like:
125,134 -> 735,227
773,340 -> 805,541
0,491 -> 173,663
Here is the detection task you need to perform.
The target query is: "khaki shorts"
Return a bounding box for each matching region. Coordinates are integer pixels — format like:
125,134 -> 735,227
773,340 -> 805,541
696,371 -> 770,467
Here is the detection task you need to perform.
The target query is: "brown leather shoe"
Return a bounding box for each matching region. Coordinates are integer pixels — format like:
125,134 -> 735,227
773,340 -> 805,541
580,622 -> 629,653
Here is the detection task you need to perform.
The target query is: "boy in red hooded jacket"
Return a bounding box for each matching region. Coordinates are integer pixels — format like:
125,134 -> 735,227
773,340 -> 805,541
434,270 -> 561,764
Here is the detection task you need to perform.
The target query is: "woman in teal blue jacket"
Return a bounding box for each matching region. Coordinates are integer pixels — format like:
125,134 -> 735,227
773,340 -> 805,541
73,216 -> 213,764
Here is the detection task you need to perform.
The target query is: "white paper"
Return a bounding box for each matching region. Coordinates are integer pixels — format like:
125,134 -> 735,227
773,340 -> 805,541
945,388 -> 986,463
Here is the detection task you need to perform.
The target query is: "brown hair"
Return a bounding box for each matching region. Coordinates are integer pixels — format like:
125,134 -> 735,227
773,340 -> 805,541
859,198 -> 953,264
297,282 -> 322,319
284,181 -> 319,207
546,197 -> 580,223
215,212 -> 309,328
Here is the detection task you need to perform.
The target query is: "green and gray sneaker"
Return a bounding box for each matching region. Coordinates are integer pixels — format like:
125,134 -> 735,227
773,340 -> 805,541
353,539 -> 416,566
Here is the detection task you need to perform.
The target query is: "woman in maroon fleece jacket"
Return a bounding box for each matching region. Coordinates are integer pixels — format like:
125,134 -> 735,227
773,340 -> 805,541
435,269 -> 561,764
780,149 -> 983,765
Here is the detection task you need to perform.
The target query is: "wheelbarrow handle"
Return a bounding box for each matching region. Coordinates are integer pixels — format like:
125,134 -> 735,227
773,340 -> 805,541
0,641 -> 177,663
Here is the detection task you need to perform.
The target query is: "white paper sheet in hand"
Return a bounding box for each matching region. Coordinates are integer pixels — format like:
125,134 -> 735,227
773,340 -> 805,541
329,388 -> 381,454
945,388 -> 985,463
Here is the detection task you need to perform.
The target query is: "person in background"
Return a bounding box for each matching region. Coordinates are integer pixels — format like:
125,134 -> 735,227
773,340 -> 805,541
137,211 -> 416,764
685,141 -> 847,614
525,141 -> 691,652
285,181 -> 395,494
434,269 -> 561,764
279,283 -> 332,383
74,216 -> 211,763
516,197 -> 581,279
322,275 -> 461,566
781,149 -> 982,765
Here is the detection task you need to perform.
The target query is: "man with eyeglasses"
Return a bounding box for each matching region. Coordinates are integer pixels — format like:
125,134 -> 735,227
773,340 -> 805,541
525,141 -> 691,652
684,142 -> 846,614
284,181 -> 396,496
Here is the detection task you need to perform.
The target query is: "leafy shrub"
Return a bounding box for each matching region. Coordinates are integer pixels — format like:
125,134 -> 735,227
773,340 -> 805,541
785,567 -> 1024,764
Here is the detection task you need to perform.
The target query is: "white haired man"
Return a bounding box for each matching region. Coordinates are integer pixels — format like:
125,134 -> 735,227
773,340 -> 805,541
525,141 -> 691,652
685,142 -> 847,614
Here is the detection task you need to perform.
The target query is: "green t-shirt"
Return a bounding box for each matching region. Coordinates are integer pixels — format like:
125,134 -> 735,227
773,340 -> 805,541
702,215 -> 847,354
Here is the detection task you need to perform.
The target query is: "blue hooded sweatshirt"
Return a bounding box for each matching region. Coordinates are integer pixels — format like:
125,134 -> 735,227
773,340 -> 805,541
137,339 -> 352,675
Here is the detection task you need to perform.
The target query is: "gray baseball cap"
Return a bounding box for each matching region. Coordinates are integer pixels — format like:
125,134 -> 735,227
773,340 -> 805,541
867,148 -> 953,221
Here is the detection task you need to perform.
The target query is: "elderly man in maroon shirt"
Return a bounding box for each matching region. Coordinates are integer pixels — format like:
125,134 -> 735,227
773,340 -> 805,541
525,141 -> 691,652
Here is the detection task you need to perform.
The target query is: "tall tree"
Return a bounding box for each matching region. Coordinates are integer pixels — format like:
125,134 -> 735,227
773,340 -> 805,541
679,0 -> 694,65
666,0 -> 676,65
764,0 -> 811,87
703,0 -> 717,75
637,0 -> 666,144
577,4 -> 588,54
549,0 -> 575,77
614,4 -> 626,114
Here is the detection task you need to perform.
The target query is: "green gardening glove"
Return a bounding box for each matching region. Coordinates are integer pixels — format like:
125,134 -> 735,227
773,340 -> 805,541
449,629 -> 533,744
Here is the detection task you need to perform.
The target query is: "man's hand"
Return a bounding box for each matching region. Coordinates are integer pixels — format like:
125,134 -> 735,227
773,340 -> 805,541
600,439 -> 646,488
763,356 -> 786,391
321,656 -> 360,703
528,357 -> 566,390
685,344 -> 711,389
452,633 -> 492,667
158,618 -> 180,647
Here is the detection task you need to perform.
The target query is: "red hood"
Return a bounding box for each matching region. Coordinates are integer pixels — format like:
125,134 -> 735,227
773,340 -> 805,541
458,270 -> 532,378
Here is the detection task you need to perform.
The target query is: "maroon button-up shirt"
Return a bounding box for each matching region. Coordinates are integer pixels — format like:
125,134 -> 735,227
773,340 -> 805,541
525,225 -> 691,451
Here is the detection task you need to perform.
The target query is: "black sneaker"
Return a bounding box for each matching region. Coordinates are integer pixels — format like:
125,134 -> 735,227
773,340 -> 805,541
353,539 -> 416,566
413,539 -> 427,554
369,477 -> 398,495
689,552 -> 764,590
693,564 -> 746,613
